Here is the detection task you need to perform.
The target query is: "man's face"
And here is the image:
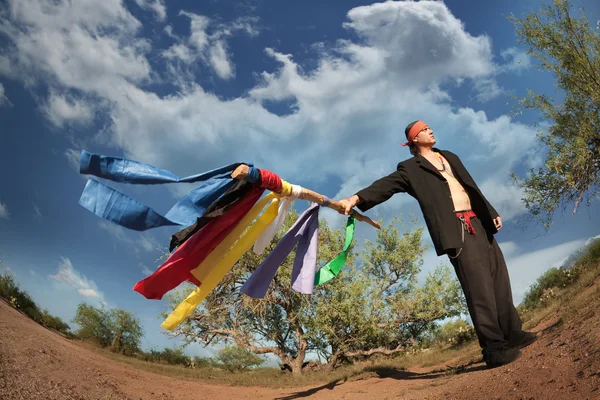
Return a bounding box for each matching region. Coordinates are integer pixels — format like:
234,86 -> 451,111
413,124 -> 435,146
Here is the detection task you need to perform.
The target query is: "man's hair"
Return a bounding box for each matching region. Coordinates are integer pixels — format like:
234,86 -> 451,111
405,120 -> 419,156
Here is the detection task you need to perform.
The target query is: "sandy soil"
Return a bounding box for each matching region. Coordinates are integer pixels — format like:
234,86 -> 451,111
0,295 -> 598,400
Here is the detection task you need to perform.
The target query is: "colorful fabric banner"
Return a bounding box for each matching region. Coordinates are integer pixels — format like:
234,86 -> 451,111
253,184 -> 302,254
169,180 -> 254,251
162,193 -> 280,330
133,186 -> 265,300
241,202 -> 320,298
314,215 -> 356,285
78,150 -> 250,230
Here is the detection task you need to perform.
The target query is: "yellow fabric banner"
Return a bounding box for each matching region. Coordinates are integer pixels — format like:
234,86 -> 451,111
161,193 -> 280,330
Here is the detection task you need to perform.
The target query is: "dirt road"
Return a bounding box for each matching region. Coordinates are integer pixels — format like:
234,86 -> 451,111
1,298 -> 598,399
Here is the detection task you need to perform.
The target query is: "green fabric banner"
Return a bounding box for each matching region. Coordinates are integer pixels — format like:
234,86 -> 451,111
314,215 -> 356,285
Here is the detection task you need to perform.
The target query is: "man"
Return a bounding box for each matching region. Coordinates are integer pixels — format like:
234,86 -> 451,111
337,120 -> 537,368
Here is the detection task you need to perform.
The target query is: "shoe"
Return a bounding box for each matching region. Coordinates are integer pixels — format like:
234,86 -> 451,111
516,331 -> 538,349
484,346 -> 521,369
508,331 -> 538,349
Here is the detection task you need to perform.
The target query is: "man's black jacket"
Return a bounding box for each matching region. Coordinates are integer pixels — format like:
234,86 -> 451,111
355,149 -> 499,256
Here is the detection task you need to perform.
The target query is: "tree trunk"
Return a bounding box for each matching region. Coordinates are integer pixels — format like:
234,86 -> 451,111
111,330 -> 122,353
328,352 -> 346,370
328,345 -> 406,369
291,357 -> 304,375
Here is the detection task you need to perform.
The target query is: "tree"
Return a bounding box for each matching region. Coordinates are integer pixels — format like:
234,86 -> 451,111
73,303 -> 143,354
508,0 -> 600,228
110,309 -> 144,356
305,219 -> 466,369
0,271 -> 70,333
162,209 -> 336,375
73,303 -> 114,346
215,345 -> 265,371
40,309 -> 71,334
162,209 -> 466,374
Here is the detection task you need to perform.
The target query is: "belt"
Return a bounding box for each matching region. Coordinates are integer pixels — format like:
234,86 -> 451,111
456,210 -> 476,234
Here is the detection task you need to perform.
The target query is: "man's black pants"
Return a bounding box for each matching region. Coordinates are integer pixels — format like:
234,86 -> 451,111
447,216 -> 523,355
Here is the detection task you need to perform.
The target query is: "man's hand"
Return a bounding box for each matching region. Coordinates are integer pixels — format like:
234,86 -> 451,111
337,195 -> 360,215
494,216 -> 502,231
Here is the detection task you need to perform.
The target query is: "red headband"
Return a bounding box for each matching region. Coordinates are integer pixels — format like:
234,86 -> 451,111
402,120 -> 427,147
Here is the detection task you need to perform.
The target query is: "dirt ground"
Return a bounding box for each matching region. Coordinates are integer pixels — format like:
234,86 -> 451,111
0,298 -> 598,400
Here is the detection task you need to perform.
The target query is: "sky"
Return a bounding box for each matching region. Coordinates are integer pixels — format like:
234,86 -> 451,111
1,0 -> 599,361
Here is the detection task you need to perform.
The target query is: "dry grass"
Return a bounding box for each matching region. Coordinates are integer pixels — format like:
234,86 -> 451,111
82,259 -> 600,389
82,340 -> 478,388
520,261 -> 600,330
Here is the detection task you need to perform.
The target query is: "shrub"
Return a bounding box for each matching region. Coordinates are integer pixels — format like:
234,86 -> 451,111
434,319 -> 476,347
138,347 -> 193,367
40,309 -> 71,334
521,267 -> 578,310
215,345 -> 265,372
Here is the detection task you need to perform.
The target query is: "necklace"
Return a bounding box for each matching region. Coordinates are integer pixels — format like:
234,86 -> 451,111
433,153 -> 455,178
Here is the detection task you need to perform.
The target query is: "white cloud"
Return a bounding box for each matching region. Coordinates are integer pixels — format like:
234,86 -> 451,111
134,0 -> 166,21
162,43 -> 195,63
1,0 -> 539,238
98,221 -> 133,244
2,266 -> 14,275
505,238 -> 588,305
0,0 -> 151,95
78,288 -> 100,298
0,201 -> 9,219
209,39 -> 234,79
140,263 -> 154,276
65,148 -> 83,173
43,91 -> 94,128
0,83 -> 10,107
99,221 -> 159,254
32,203 -> 42,219
472,78 -> 504,103
160,12 -> 259,80
497,241 -> 520,259
137,234 -> 159,253
500,47 -> 532,73
49,257 -> 105,301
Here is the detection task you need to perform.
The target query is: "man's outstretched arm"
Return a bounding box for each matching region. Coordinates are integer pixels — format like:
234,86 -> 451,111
338,166 -> 410,215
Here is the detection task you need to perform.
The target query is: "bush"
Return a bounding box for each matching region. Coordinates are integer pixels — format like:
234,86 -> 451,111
434,319 -> 476,348
215,345 -> 265,372
576,238 -> 600,266
0,272 -> 71,334
40,309 -> 71,334
191,355 -> 217,369
138,347 -> 193,367
521,267 -> 578,310
1,272 -> 42,321
0,272 -> 19,299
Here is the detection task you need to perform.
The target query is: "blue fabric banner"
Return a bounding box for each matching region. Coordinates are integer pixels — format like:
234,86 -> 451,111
77,150 -> 252,231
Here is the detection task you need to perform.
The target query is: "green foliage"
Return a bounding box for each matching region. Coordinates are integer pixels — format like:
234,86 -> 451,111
162,209 -> 466,373
137,347 -> 194,366
306,218 -> 466,366
576,237 -> 600,265
0,272 -> 41,320
0,271 -> 19,299
73,303 -> 143,355
215,345 -> 265,371
508,0 -> 600,228
40,309 -> 71,334
521,238 -> 600,310
433,319 -> 476,348
0,271 -> 70,334
522,267 -> 578,310
109,308 -> 144,356
73,303 -> 114,347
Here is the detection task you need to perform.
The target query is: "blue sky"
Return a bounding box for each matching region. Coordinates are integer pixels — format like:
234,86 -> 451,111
1,0 -> 599,360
